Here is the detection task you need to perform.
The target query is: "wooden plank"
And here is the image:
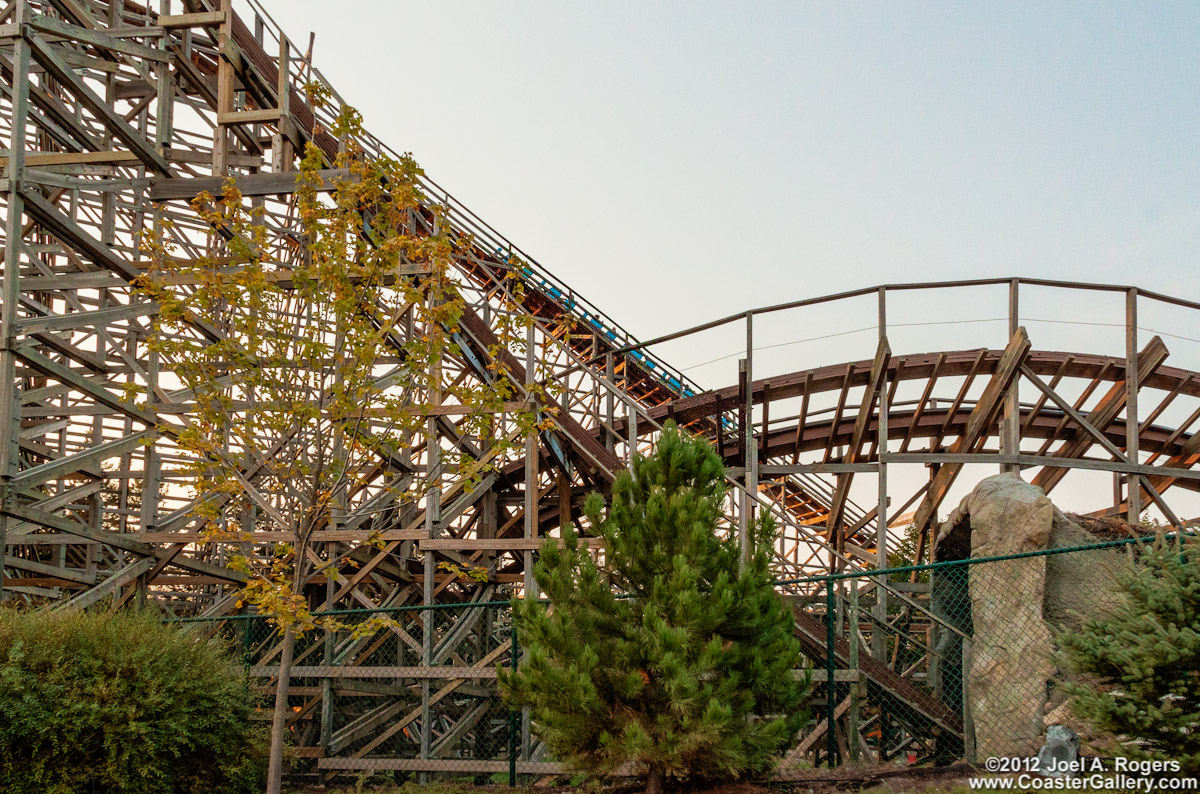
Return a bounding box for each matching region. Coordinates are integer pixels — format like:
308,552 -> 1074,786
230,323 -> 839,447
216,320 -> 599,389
147,168 -> 350,201
16,346 -> 157,426
7,430 -> 155,490
419,536 -> 603,551
159,11 -> 226,28
18,302 -> 158,334
1,504 -> 247,584
347,640 -> 512,757
249,665 -> 499,680
792,607 -> 962,735
3,554 -> 96,584
28,14 -> 168,63
216,108 -> 280,124
319,758 -> 563,774
880,451 -> 1200,481
137,528 -> 424,543
0,150 -> 142,167
784,695 -> 852,762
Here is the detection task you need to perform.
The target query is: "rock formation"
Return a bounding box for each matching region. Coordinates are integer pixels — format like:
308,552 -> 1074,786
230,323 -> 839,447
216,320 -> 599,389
932,473 -> 1129,759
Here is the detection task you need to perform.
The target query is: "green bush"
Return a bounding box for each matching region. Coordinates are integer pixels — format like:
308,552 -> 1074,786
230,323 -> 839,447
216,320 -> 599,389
1056,532 -> 1200,773
0,608 -> 266,793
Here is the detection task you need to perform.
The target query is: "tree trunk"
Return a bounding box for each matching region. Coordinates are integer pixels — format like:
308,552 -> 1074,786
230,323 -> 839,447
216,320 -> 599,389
646,764 -> 666,794
266,626 -> 296,794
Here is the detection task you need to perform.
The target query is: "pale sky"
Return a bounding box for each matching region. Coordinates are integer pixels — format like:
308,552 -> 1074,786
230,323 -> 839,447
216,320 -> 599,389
267,1 -> 1198,336
262,1 -> 1200,517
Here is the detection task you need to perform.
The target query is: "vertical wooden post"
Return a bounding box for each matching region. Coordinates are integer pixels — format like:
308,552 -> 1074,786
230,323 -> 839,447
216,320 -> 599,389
848,581 -> 860,762
604,354 -> 615,453
271,35 -> 294,174
420,277 -> 443,771
155,0 -> 173,153
626,397 -> 638,468
740,312 -> 754,570
523,322 -> 538,597
558,475 -> 571,531
825,579 -> 838,767
0,0 -> 32,600
1126,288 -> 1141,521
213,0 -> 234,175
521,323 -> 536,761
874,287 -> 888,660
1001,279 -> 1020,473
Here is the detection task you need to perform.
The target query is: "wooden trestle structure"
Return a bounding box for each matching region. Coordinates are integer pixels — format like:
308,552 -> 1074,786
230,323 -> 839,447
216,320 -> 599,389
2,0 -> 1200,776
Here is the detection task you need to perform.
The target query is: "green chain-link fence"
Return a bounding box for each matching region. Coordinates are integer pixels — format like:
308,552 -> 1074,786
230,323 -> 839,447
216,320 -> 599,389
174,533 -> 1181,784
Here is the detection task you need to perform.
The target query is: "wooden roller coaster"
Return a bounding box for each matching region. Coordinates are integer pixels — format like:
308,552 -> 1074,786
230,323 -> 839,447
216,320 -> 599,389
1,0 -> 1198,775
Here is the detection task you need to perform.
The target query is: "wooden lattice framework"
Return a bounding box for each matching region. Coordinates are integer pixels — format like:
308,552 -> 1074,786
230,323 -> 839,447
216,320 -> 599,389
2,0 -> 1199,775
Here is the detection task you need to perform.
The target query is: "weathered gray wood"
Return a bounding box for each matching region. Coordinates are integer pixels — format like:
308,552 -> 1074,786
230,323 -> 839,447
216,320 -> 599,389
147,168 -> 351,200
52,557 -> 154,610
26,33 -> 169,173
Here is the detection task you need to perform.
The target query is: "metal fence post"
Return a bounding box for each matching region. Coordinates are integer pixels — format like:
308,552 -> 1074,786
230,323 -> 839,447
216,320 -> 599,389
962,636 -> 976,763
509,624 -> 518,786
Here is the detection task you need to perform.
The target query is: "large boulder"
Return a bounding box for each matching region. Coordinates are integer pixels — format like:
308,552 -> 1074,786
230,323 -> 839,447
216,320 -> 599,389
936,474 -> 1055,758
932,474 -> 1127,759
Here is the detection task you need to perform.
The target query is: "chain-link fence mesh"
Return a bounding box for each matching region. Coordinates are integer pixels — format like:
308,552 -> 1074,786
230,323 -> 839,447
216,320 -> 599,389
174,534 -> 1168,785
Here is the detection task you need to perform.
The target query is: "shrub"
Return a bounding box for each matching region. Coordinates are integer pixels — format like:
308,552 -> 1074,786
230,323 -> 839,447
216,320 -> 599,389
0,608 -> 266,793
1056,532 -> 1200,773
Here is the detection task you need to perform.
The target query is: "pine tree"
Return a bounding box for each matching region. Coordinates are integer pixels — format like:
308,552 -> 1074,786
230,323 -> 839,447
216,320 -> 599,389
499,422 -> 809,793
1056,532 -> 1200,772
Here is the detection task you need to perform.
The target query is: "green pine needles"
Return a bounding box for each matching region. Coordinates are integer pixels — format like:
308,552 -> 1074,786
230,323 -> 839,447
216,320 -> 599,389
499,422 -> 809,792
1056,532 -> 1200,773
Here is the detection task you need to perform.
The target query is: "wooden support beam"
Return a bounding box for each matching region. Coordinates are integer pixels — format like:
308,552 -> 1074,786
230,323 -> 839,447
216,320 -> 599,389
826,337 -> 890,538
52,557 -> 154,610
159,11 -> 226,28
0,150 -> 143,168
1031,336 -> 1167,493
910,327 -> 1031,541
148,168 -> 351,200
1019,363 -> 1183,525
419,536 -> 603,551
25,33 -> 169,174
28,14 -> 168,63
4,554 -> 96,584
7,430 -> 154,491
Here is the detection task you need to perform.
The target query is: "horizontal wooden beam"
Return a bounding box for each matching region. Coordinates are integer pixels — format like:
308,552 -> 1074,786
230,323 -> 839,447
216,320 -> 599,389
318,758 -> 564,774
3,554 -> 96,584
18,302 -> 158,334
158,11 -> 226,28
137,528 -> 424,544
419,536 -> 604,551
249,665 -> 499,680
148,168 -> 351,201
216,108 -> 280,125
0,150 -> 143,168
